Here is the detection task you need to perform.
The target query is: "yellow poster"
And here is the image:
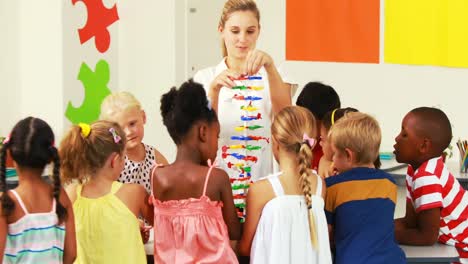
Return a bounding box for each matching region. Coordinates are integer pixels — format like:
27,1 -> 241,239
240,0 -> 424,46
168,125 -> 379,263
385,0 -> 468,68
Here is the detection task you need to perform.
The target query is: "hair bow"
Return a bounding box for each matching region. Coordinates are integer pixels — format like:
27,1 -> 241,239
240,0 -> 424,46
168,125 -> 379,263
109,127 -> 122,143
78,123 -> 91,138
302,133 -> 316,148
2,134 -> 11,145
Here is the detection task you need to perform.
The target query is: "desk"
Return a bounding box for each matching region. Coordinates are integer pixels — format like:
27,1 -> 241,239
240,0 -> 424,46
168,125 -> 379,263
400,243 -> 459,263
381,159 -> 468,188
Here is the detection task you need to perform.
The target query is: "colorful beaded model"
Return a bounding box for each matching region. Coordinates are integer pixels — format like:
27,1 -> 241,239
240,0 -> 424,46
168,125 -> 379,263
222,75 -> 269,222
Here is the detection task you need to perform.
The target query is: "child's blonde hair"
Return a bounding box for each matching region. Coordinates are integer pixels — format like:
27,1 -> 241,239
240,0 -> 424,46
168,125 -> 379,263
100,91 -> 142,120
328,112 -> 381,165
219,0 -> 260,57
59,120 -> 126,184
271,106 -> 319,249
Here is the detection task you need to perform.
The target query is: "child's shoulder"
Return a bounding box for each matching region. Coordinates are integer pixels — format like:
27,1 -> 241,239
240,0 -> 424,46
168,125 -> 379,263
120,182 -> 146,195
142,143 -> 169,165
326,167 -> 395,187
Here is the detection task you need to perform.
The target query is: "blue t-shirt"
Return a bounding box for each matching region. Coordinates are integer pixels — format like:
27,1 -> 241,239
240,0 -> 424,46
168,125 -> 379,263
325,167 -> 405,264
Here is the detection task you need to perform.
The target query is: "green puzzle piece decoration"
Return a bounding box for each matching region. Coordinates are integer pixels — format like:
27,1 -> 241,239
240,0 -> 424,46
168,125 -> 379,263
65,60 -> 111,124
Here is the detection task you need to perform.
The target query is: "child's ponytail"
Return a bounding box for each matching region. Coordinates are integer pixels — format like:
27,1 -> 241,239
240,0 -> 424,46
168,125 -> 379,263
60,125 -> 91,184
0,142 -> 15,216
50,146 -> 67,224
298,141 -> 318,250
60,121 -> 126,184
271,106 -> 319,250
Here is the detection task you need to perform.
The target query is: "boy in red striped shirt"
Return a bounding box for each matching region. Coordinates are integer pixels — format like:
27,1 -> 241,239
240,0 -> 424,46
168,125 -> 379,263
394,107 -> 468,262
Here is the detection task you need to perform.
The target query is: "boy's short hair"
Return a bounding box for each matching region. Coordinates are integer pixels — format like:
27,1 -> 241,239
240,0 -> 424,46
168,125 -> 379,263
296,82 -> 341,120
100,91 -> 142,120
329,112 -> 381,165
410,107 -> 452,155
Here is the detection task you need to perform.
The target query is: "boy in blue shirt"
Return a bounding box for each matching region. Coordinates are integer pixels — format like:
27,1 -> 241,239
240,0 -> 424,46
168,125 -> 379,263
325,112 -> 405,264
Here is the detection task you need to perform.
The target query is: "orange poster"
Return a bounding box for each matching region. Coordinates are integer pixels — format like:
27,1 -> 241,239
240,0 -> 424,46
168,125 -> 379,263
286,0 -> 380,63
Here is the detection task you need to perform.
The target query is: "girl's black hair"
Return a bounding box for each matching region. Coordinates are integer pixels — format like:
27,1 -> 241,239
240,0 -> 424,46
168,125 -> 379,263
160,80 -> 218,144
322,107 -> 359,131
296,82 -> 341,120
0,117 -> 67,223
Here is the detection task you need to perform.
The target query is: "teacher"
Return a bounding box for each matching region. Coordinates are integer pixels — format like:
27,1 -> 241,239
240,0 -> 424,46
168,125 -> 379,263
194,0 -> 294,185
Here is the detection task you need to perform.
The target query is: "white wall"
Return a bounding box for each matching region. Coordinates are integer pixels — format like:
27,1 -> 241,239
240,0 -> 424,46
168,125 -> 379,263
0,0 -> 63,138
118,1 -> 177,161
0,1 -> 21,136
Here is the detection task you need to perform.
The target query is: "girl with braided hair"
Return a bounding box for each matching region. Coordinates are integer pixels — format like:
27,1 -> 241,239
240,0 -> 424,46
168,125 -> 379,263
238,106 -> 332,263
0,117 -> 76,263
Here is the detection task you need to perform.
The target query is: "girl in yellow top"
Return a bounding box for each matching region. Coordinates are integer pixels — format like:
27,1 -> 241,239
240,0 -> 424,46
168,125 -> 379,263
60,121 -> 153,264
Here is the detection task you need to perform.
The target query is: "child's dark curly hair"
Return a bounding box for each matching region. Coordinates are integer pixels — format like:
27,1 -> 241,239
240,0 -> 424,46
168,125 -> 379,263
161,80 -> 218,144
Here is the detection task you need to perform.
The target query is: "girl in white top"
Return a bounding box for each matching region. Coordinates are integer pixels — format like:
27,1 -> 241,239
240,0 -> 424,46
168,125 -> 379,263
193,0 -> 294,183
238,106 -> 332,264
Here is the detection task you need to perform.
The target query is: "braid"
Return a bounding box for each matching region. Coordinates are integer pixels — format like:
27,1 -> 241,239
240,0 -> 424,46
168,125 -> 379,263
0,143 -> 15,216
50,146 -> 67,224
298,143 -> 318,250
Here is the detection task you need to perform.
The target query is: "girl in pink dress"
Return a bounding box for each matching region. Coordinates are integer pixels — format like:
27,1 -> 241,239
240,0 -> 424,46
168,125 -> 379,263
150,80 -> 240,264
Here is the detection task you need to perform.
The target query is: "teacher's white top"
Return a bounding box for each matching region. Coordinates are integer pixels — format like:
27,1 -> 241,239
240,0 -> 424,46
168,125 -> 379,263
194,58 -> 294,181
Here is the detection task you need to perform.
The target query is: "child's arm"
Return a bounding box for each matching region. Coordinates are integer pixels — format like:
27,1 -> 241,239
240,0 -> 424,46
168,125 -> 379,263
0,195 -> 7,263
238,180 -> 271,256
60,188 -> 77,264
116,184 -> 153,225
154,149 -> 169,165
217,169 -> 240,241
139,190 -> 154,226
395,199 -> 441,245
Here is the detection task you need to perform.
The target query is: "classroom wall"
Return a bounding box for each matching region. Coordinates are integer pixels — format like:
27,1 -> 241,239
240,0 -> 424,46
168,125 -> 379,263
183,0 -> 468,163
0,1 -> 21,136
117,1 -> 177,160
0,0 -> 63,138
2,0 -> 467,164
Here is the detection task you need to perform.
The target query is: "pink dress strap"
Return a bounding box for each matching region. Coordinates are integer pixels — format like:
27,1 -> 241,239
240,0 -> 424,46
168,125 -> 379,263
202,159 -> 218,197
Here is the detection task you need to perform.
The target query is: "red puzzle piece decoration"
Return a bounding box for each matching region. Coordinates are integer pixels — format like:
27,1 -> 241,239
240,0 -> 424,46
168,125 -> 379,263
72,0 -> 119,53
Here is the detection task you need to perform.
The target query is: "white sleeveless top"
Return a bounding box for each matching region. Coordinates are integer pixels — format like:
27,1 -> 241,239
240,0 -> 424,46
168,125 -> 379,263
250,172 -> 332,264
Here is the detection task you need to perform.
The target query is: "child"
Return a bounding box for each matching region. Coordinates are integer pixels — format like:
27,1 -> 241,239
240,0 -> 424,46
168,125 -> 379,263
0,117 -> 76,263
394,107 -> 468,262
296,82 -> 341,171
318,107 -> 358,178
239,106 -> 332,263
100,91 -> 168,194
150,80 -> 240,263
60,121 -> 153,264
325,112 -> 405,264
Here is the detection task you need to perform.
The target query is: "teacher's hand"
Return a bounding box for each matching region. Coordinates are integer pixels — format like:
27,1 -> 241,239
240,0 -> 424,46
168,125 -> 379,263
244,49 -> 273,76
210,69 -> 241,93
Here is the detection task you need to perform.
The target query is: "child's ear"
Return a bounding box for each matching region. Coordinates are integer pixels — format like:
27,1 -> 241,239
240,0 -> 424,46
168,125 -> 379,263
142,110 -> 147,125
198,123 -> 208,143
419,138 -> 432,154
110,153 -> 119,168
344,148 -> 354,163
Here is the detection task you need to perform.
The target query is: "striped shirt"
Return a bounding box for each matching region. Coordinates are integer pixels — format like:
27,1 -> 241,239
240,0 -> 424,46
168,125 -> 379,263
325,167 -> 405,264
4,190 -> 65,264
406,156 -> 468,258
